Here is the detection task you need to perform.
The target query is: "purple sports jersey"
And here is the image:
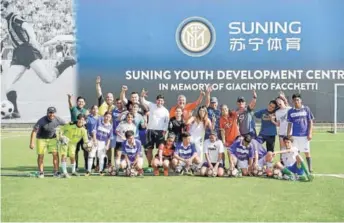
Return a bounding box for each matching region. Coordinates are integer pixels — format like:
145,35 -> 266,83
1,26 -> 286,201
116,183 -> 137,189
175,142 -> 197,159
93,119 -> 113,142
287,106 -> 314,137
229,140 -> 254,161
122,139 -> 142,162
250,139 -> 267,160
112,109 -> 124,135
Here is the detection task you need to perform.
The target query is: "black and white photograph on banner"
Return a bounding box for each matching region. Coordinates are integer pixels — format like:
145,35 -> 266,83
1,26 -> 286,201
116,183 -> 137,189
1,0 -> 77,123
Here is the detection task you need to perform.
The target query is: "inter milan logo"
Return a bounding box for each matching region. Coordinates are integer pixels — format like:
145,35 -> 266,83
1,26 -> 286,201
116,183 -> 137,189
176,17 -> 216,57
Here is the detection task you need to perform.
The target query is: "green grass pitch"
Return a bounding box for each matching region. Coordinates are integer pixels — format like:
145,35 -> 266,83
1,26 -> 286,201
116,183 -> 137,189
1,132 -> 344,222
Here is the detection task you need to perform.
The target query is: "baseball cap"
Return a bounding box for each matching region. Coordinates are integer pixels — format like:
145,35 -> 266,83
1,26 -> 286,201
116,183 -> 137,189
209,131 -> 217,137
210,97 -> 218,103
47,107 -> 57,113
237,97 -> 245,102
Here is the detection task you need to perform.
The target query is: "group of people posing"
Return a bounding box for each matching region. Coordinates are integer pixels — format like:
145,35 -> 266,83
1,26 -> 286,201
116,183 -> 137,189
29,76 -> 314,181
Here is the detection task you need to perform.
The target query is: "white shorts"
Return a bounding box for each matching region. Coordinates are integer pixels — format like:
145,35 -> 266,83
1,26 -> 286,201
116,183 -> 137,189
293,136 -> 310,153
89,140 -> 106,158
237,159 -> 248,169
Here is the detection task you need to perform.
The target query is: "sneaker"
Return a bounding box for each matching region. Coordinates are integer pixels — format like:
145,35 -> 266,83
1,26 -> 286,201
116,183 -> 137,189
71,172 -> 80,177
137,169 -> 144,177
62,173 -> 71,178
53,172 -> 61,178
153,168 -> 159,176
99,171 -> 105,176
308,174 -> 314,182
185,169 -> 193,176
85,171 -> 90,176
37,172 -> 44,179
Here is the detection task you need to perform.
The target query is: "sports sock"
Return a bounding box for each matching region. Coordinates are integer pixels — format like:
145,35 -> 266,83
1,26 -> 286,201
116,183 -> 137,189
71,163 -> 76,173
61,161 -> 67,174
306,157 -> 312,172
87,158 -> 93,172
6,91 -> 19,113
282,167 -> 293,176
301,161 -> 310,176
99,157 -> 104,172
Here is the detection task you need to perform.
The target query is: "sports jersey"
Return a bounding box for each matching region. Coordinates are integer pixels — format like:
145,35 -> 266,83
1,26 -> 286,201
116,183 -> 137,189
254,109 -> 277,136
70,106 -> 88,123
122,139 -> 142,162
287,106 -> 314,137
60,124 -> 88,144
5,13 -> 29,48
112,108 -> 124,135
175,142 -> 197,160
93,119 -> 113,142
115,122 -> 137,142
97,95 -> 115,116
275,106 -> 291,136
203,139 -> 224,163
86,114 -> 98,137
229,140 -> 254,161
237,106 -> 256,135
159,143 -> 175,158
219,111 -> 239,146
250,139 -> 267,160
168,117 -> 186,142
281,146 -> 298,167
34,116 -> 66,139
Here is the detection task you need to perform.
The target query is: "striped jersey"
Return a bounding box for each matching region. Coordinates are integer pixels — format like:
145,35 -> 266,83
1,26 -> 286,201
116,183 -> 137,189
5,13 -> 30,48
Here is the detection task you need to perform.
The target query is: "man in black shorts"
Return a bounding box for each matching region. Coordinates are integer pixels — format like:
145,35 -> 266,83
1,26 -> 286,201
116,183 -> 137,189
1,0 -> 75,119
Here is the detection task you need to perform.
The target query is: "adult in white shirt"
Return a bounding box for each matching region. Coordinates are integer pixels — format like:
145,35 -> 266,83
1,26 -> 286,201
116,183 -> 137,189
200,131 -> 224,177
140,89 -> 170,166
271,92 -> 292,150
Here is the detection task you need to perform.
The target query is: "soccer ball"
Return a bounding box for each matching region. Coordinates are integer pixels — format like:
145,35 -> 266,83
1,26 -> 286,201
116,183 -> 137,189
108,166 -> 117,176
231,168 -> 239,177
84,141 -> 95,152
273,169 -> 282,179
207,169 -> 217,177
126,168 -> 137,177
59,135 -> 69,145
1,100 -> 14,118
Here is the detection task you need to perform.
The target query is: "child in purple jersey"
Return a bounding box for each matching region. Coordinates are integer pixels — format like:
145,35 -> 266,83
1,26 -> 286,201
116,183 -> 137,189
287,93 -> 314,172
86,112 -> 113,176
228,135 -> 255,176
249,137 -> 274,174
119,130 -> 144,176
174,132 -> 201,175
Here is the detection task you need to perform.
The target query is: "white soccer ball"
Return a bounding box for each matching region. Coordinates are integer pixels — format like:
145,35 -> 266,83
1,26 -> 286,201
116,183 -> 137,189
231,168 -> 239,177
1,100 -> 14,118
257,167 -> 264,176
207,169 -> 217,177
273,169 -> 282,179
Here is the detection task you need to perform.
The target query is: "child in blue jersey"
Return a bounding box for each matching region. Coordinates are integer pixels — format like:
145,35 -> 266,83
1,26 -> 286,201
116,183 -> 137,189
120,130 -> 144,176
228,135 -> 255,176
174,132 -> 201,175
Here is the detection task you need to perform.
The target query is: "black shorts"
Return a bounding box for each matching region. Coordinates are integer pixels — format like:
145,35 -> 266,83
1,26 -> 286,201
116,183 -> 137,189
154,154 -> 173,161
11,43 -> 42,68
145,130 -> 164,150
202,162 -> 224,169
114,142 -> 122,151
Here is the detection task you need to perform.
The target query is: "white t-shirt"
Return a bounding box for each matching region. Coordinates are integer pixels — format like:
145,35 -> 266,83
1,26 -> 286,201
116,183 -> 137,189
275,106 -> 291,136
203,139 -> 224,163
281,146 -> 298,167
146,102 -> 169,131
115,122 -> 136,142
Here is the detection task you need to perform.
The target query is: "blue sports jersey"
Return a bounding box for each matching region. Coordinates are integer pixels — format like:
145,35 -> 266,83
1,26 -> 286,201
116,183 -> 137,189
254,109 -> 277,136
229,140 -> 254,161
86,114 -> 98,138
112,109 -> 124,135
287,106 -> 314,137
175,142 -> 197,159
122,139 -> 142,163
